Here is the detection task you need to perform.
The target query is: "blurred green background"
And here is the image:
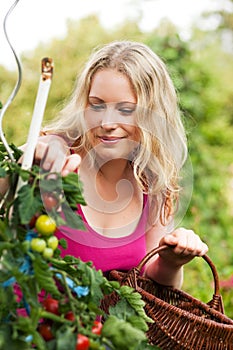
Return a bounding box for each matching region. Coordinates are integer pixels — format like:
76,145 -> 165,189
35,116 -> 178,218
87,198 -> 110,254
1,2 -> 233,317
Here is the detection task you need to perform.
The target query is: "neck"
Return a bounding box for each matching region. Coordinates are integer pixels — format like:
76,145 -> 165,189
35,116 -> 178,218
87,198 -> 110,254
97,158 -> 131,184
80,156 -> 134,203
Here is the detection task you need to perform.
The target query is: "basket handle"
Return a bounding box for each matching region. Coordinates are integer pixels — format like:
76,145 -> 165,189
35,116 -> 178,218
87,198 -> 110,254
136,245 -> 220,296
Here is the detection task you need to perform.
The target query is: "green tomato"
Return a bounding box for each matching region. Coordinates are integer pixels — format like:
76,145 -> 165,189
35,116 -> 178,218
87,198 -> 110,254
31,238 -> 46,253
35,214 -> 56,236
22,240 -> 30,253
47,236 -> 59,251
43,247 -> 54,259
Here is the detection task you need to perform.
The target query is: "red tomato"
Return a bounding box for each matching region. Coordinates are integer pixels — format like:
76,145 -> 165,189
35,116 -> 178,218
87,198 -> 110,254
29,212 -> 40,229
38,323 -> 54,341
91,321 -> 103,335
43,297 -> 60,315
76,334 -> 90,350
42,192 -> 59,211
65,310 -> 76,322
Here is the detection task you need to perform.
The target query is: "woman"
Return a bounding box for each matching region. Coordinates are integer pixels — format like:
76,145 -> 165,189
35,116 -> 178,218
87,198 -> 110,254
16,41 -> 209,287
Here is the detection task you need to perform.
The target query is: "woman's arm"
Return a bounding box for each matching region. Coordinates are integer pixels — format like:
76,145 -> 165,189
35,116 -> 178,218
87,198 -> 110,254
145,225 -> 208,288
33,135 -> 81,176
0,177 -> 9,198
0,135 -> 81,197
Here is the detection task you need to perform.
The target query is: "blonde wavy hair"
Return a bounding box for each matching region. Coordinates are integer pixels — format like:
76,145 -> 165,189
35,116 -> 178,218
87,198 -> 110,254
43,40 -> 187,225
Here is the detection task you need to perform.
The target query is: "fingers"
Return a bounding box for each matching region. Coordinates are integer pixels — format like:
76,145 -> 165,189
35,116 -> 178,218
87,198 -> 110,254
32,140 -> 81,176
34,141 -> 50,168
61,154 -> 82,176
161,227 -> 208,257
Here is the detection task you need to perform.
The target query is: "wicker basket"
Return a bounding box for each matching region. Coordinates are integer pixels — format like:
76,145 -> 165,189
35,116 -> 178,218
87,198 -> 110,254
102,245 -> 233,349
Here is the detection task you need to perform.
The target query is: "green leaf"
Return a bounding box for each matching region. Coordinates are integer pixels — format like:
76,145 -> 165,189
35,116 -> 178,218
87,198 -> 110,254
56,325 -> 76,350
0,323 -> 33,350
0,167 -> 6,177
0,220 -> 12,241
119,286 -> 154,323
62,172 -> 86,208
15,317 -> 46,350
32,253 -> 60,298
127,315 -> 148,332
102,315 -> 146,350
18,169 -> 31,182
39,176 -> 63,193
61,202 -> 85,230
9,143 -> 23,162
15,185 -> 42,225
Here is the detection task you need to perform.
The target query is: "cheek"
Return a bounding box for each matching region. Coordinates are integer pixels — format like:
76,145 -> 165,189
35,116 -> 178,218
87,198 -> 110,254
128,125 -> 140,142
84,110 -> 101,131
86,129 -> 97,146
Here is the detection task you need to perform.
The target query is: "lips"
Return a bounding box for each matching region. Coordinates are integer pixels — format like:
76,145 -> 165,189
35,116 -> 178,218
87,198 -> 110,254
99,136 -> 124,144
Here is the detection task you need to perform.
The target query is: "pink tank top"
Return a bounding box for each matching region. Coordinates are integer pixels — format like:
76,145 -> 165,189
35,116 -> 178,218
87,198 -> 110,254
55,195 -> 148,273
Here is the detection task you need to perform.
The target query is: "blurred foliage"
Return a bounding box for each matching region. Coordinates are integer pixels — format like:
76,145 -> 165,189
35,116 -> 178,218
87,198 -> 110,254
0,9 -> 233,319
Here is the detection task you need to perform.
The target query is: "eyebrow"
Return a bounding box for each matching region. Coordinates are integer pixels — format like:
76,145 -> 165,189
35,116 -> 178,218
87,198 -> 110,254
88,96 -> 104,103
88,96 -> 137,106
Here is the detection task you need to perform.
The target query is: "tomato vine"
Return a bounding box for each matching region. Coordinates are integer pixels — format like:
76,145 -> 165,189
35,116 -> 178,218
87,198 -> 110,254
0,141 -> 159,350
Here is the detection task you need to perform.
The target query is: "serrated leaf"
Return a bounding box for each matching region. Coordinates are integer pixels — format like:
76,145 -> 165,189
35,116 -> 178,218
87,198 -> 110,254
18,169 -> 31,182
0,323 -> 32,350
32,254 -> 60,298
15,317 -> 46,350
9,143 -> 23,162
0,167 -> 6,177
119,286 -> 154,324
102,315 -> 146,350
56,325 -> 76,350
62,173 -> 86,207
39,176 -> 63,193
127,315 -> 148,332
16,185 -> 42,224
61,202 -> 85,230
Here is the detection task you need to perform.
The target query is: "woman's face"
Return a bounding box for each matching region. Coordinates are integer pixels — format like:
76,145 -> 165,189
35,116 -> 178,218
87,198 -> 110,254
85,68 -> 139,161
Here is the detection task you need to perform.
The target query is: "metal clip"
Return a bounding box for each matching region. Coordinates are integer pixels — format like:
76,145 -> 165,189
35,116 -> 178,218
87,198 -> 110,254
41,57 -> 54,81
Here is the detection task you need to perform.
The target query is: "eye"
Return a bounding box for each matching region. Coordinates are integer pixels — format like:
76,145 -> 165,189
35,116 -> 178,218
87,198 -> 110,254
118,102 -> 136,116
89,103 -> 106,112
118,107 -> 135,116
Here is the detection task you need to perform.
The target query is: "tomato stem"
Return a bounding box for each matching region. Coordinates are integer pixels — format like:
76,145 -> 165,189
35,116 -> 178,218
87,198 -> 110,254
40,310 -> 74,324
52,269 -> 80,326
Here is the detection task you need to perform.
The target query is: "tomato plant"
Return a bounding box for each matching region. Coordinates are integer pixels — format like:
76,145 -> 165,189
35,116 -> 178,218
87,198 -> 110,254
29,212 -> 40,229
65,310 -> 76,322
76,334 -> 90,350
47,235 -> 59,250
43,297 -> 60,315
42,192 -> 59,211
91,321 -> 103,335
30,237 -> 46,253
43,247 -> 54,259
0,142 -> 152,350
38,322 -> 54,341
35,214 -> 56,236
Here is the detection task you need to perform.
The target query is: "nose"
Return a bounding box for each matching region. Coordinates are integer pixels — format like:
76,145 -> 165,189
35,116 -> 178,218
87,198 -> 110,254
101,106 -> 118,129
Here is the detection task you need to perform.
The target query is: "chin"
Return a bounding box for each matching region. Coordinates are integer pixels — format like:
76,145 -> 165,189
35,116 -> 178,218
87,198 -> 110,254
89,140 -> 137,162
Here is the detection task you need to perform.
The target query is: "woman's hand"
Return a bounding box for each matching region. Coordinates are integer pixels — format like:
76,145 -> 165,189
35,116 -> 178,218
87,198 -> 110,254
159,227 -> 208,267
145,227 -> 208,287
22,135 -> 81,176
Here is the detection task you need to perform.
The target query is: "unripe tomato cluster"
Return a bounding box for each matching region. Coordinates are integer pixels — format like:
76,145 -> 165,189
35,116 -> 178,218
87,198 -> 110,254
30,214 -> 58,258
38,297 -> 103,350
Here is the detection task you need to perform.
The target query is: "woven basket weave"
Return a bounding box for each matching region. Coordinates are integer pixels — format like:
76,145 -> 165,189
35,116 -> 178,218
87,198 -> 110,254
102,245 -> 233,349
